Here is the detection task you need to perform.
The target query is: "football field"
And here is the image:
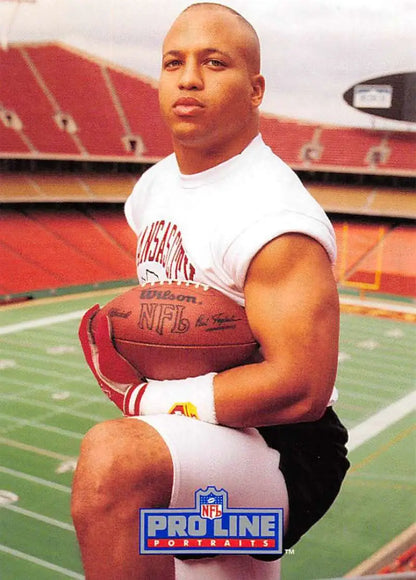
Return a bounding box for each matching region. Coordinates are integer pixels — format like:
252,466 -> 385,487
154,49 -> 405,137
0,290 -> 415,579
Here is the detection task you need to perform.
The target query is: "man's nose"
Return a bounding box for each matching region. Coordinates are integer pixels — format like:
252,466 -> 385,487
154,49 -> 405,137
178,60 -> 203,90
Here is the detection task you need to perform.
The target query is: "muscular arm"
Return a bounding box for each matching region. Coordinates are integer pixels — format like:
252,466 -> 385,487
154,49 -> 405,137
214,233 -> 339,428
80,233 -> 339,427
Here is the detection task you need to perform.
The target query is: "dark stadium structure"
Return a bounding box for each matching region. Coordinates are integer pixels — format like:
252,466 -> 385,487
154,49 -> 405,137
343,72 -> 416,124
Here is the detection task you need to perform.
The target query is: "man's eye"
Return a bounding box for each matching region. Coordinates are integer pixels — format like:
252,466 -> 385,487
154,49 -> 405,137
164,60 -> 181,69
207,59 -> 225,67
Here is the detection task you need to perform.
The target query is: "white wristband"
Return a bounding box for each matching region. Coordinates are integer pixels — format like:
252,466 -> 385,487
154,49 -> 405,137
124,373 -> 218,424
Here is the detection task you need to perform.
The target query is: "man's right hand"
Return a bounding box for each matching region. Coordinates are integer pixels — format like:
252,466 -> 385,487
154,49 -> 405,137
78,305 -> 147,415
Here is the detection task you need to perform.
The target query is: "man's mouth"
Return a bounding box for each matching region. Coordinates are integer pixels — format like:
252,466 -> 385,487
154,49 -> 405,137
173,97 -> 204,116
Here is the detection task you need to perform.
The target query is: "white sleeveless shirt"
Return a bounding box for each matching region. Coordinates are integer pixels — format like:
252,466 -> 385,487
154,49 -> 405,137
125,134 -> 336,306
125,134 -> 338,404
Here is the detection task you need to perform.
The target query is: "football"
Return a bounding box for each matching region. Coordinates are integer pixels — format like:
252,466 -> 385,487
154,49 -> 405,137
93,280 -> 258,380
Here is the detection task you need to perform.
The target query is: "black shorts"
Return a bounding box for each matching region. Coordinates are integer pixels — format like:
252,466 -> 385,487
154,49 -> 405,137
176,407 -> 349,562
258,406 -> 350,555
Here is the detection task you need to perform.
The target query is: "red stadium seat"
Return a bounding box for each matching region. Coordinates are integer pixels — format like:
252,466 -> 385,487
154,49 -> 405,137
0,41 -> 413,175
0,207 -> 136,294
0,45 -> 80,155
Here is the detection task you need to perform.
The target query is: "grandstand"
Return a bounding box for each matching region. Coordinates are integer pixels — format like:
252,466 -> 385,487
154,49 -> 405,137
1,42 -> 414,173
0,42 -> 171,161
0,41 -> 414,302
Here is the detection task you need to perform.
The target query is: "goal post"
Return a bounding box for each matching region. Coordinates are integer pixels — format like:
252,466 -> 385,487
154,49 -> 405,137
339,223 -> 385,292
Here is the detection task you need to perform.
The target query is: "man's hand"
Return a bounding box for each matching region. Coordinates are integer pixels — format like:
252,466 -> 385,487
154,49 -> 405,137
78,305 -> 147,415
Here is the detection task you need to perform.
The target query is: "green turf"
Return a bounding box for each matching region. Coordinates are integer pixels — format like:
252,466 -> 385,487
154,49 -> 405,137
1,291 -> 415,579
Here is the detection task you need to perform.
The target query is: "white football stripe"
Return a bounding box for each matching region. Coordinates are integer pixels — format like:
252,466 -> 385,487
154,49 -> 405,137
347,390 -> 416,451
340,296 -> 416,314
5,504 -> 75,531
0,310 -> 86,335
0,545 -> 83,579
0,466 -> 71,493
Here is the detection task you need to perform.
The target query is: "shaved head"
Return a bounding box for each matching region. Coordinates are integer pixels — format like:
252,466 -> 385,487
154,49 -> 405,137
177,2 -> 261,74
159,2 -> 265,172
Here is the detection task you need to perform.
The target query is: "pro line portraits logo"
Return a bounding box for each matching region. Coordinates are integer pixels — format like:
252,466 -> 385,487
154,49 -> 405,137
139,487 -> 284,556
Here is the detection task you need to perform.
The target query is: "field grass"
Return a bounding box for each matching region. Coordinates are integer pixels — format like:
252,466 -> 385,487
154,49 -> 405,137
0,290 -> 415,579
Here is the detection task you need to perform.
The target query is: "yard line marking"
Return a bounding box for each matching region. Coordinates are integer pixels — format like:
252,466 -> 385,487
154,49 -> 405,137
2,376 -> 105,403
0,545 -> 84,579
340,389 -> 391,403
340,295 -> 416,314
0,310 -> 85,335
347,390 -> 416,451
4,365 -> 85,382
0,394 -> 108,422
0,466 -> 71,493
0,414 -> 84,439
0,436 -> 74,461
0,347 -> 84,370
4,504 -> 75,531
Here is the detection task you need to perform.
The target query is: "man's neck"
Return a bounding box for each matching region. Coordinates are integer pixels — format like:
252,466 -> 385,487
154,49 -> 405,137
173,130 -> 259,175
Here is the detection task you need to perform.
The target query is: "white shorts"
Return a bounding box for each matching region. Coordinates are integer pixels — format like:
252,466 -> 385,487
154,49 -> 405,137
137,414 -> 289,580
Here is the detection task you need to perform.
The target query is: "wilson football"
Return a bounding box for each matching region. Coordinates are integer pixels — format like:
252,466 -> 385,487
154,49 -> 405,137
93,280 -> 258,380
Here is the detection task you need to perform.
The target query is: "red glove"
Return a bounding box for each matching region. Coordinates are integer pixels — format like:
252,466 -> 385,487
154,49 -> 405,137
78,305 -> 148,415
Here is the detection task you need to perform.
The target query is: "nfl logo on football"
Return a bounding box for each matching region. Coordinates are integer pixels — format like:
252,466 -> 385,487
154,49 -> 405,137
139,486 -> 284,556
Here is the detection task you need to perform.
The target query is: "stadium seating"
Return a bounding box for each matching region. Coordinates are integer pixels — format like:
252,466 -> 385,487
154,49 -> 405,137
0,205 -> 413,300
372,225 -> 416,296
377,544 -> 416,574
25,44 -> 127,157
0,238 -> 62,294
0,45 -> 80,155
0,206 -> 136,296
1,176 -> 414,222
259,116 -> 318,165
0,122 -> 29,153
317,128 -> 385,169
0,42 -> 172,161
27,206 -> 136,278
1,42 -> 414,176
260,116 -> 416,175
332,220 -> 415,296
108,68 -> 172,159
384,132 -> 416,172
0,173 -> 138,202
309,185 -> 416,219
333,221 -> 385,279
81,174 -> 138,201
369,188 -> 416,218
84,205 -> 138,254
0,42 -> 414,301
0,173 -> 42,200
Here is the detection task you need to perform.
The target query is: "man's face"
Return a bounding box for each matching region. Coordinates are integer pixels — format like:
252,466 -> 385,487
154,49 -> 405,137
159,7 -> 263,152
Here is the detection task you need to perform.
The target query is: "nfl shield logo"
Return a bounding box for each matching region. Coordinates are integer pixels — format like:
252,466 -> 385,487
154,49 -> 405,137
198,488 -> 224,520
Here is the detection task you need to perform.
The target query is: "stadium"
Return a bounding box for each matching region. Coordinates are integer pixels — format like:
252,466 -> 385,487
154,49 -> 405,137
0,2 -> 415,579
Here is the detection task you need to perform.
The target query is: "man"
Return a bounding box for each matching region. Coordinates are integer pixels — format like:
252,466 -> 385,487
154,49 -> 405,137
72,3 -> 349,579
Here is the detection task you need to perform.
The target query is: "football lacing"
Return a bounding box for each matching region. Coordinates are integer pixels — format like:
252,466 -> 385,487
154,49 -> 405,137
139,279 -> 210,291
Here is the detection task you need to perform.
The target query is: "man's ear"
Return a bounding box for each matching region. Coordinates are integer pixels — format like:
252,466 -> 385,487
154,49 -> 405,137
251,74 -> 265,108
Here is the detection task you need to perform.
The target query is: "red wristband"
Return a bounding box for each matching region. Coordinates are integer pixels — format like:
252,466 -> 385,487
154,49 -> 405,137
124,383 -> 149,416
